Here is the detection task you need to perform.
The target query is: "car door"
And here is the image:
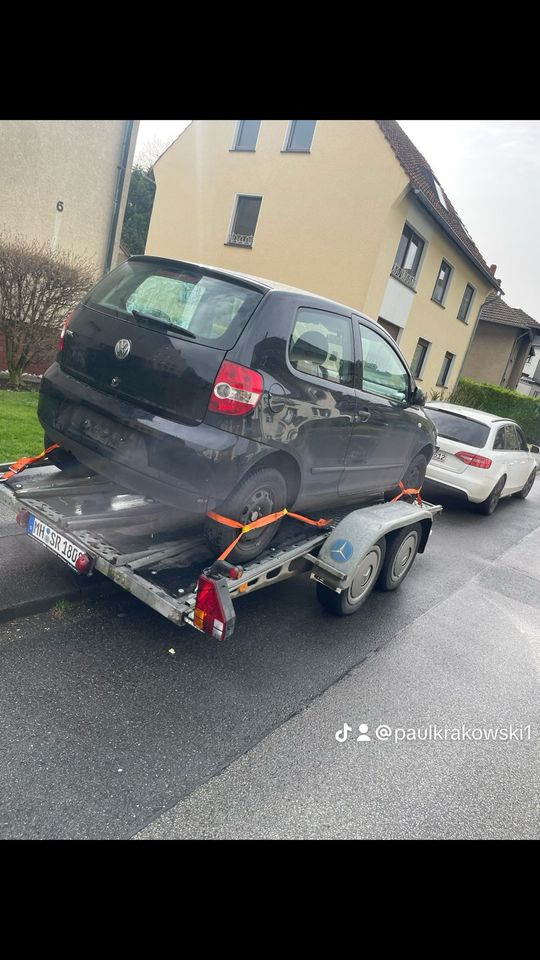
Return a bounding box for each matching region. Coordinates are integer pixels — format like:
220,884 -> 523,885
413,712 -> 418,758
500,423 -> 528,491
338,319 -> 418,497
515,425 -> 535,485
281,306 -> 358,509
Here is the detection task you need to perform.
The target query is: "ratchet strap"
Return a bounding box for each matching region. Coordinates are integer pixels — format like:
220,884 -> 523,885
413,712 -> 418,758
207,507 -> 331,562
390,481 -> 422,505
0,443 -> 59,482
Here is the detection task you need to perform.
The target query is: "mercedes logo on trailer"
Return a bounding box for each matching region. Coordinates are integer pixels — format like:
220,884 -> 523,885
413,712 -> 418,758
114,339 -> 132,360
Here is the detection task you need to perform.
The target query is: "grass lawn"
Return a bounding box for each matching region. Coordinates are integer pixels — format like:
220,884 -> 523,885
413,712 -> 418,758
0,390 -> 44,462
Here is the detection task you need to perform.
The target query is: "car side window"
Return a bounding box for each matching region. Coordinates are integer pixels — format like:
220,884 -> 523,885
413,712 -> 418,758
504,424 -> 520,450
289,308 -> 354,386
358,324 -> 410,402
516,426 -> 529,451
493,427 -> 506,450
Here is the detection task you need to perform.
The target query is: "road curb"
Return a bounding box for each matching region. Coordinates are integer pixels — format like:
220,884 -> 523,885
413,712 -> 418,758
0,576 -> 119,625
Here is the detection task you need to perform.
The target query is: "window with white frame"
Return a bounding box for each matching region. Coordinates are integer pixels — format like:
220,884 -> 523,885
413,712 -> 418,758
283,120 -> 316,152
457,283 -> 475,323
392,223 -> 425,288
231,120 -> 261,152
437,351 -> 455,387
411,338 -> 430,379
226,195 -> 262,248
432,260 -> 452,304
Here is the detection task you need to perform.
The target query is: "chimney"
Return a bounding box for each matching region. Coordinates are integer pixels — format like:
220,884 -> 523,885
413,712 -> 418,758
489,264 -> 497,275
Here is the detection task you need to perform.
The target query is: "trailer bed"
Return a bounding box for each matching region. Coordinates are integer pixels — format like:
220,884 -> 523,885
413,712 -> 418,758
0,460 -> 442,636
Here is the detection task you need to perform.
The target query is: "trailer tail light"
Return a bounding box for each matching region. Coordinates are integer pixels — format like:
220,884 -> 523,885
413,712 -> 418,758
58,310 -> 74,352
193,575 -> 236,640
75,553 -> 92,574
208,361 -> 263,416
15,509 -> 30,527
456,451 -> 493,469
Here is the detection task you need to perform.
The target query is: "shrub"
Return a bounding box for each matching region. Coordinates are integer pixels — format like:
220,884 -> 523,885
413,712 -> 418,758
0,232 -> 95,388
450,378 -> 540,444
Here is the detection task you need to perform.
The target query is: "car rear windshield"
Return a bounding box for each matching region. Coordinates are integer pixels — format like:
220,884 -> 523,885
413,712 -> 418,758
427,408 -> 490,448
85,259 -> 264,348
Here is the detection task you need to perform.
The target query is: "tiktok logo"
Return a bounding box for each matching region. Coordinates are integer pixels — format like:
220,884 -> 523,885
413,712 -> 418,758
335,723 -> 353,742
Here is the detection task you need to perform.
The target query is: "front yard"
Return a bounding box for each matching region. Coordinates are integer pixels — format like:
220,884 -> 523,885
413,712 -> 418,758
0,390 -> 43,462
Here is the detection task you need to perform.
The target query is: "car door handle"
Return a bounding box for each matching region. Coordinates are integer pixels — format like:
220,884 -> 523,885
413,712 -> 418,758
355,408 -> 371,423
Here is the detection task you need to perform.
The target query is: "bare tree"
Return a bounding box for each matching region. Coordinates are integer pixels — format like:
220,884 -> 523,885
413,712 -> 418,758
134,135 -> 172,176
0,233 -> 95,388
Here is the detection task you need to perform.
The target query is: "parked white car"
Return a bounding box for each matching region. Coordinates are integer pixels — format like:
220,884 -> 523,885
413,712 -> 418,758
424,402 -> 537,515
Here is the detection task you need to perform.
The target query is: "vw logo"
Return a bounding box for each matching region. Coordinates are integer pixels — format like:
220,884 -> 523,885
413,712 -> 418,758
114,338 -> 131,360
329,538 -> 354,563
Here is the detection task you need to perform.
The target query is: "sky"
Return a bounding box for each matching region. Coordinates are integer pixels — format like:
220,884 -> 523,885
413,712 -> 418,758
135,119 -> 540,318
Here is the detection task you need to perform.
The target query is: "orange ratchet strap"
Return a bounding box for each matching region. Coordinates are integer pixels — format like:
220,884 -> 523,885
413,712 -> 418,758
207,507 -> 331,562
0,443 -> 59,482
390,481 -> 422,505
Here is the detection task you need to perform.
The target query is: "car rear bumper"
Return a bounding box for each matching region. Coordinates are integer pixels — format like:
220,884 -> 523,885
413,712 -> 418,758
38,363 -> 271,514
425,462 -> 495,503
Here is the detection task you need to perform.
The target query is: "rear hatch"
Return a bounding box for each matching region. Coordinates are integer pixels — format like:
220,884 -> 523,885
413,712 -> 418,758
60,258 -> 265,425
426,407 -> 491,474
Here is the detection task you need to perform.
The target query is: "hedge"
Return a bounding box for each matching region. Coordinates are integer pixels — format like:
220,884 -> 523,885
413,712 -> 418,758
450,378 -> 540,444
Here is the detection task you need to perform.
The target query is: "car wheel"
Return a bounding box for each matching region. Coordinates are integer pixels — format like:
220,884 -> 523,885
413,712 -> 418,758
477,475 -> 506,515
375,522 -> 422,592
316,539 -> 386,616
402,453 -> 428,492
205,467 -> 288,563
513,469 -> 536,500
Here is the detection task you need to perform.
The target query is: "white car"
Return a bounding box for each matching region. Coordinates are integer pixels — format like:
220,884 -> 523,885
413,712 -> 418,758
424,402 -> 537,515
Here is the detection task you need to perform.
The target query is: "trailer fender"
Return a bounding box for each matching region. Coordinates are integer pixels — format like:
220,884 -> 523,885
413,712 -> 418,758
312,500 -> 437,593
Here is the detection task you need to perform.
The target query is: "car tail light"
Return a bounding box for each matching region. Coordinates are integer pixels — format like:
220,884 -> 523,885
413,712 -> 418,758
193,575 -> 236,640
208,361 -> 263,416
456,451 -> 493,469
58,310 -> 74,351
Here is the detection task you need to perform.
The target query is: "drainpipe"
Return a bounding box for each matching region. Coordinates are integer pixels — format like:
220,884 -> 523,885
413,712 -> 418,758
104,119 -> 135,275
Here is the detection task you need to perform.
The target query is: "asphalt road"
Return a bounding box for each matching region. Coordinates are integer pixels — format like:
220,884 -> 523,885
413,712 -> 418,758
0,480 -> 539,839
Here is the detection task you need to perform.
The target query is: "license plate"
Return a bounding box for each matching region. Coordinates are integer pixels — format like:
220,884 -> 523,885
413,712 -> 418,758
432,450 -> 446,462
27,515 -> 86,570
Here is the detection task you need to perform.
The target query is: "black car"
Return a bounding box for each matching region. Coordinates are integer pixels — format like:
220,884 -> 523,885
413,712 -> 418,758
38,256 -> 436,561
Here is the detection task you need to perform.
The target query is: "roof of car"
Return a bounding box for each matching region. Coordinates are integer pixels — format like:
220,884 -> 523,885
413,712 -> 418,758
426,402 -> 510,427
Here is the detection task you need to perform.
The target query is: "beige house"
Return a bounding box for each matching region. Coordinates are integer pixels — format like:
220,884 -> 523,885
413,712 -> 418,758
0,119 -> 139,275
146,119 -> 499,394
462,293 -> 540,391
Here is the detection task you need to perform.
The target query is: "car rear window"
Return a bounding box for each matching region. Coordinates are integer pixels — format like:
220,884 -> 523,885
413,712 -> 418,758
427,408 -> 490,447
85,259 -> 263,347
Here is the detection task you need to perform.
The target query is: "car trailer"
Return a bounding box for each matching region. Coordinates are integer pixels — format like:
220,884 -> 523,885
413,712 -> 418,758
0,459 -> 442,640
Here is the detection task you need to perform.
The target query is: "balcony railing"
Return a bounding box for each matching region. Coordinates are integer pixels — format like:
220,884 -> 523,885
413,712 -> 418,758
391,263 -> 416,289
227,233 -> 254,248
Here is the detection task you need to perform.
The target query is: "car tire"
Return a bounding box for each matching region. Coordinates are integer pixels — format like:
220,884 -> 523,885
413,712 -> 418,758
316,538 -> 386,616
477,475 -> 506,515
375,522 -> 422,592
402,453 -> 428,492
513,469 -> 536,500
205,467 -> 288,563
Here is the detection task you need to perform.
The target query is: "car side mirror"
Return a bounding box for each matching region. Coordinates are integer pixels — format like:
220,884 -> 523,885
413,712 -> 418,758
531,444 -> 540,453
409,385 -> 426,407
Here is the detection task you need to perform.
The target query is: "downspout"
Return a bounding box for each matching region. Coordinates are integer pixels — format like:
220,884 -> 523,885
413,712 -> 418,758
104,119 -> 135,275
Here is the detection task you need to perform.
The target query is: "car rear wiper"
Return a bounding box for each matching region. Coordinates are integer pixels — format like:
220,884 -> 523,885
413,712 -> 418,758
130,309 -> 197,339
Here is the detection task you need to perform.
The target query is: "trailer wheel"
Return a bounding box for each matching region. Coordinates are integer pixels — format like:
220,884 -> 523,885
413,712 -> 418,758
375,522 -> 421,592
316,539 -> 386,616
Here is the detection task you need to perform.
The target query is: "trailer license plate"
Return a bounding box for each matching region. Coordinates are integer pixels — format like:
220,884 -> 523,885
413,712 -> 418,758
27,515 -> 85,570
